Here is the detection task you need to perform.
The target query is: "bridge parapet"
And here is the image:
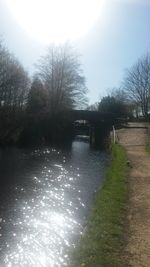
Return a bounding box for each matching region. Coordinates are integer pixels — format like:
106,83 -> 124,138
68,109 -> 116,124
61,109 -> 125,148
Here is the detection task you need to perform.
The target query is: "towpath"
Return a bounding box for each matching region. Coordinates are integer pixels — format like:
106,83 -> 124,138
117,122 -> 150,267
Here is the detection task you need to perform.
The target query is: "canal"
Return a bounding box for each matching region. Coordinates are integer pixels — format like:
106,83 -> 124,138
0,140 -> 109,266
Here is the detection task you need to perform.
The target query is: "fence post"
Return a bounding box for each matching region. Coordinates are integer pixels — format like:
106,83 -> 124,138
112,125 -> 116,144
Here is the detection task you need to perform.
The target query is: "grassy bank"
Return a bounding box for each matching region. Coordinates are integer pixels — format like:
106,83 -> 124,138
146,144 -> 150,153
146,125 -> 150,153
72,144 -> 128,267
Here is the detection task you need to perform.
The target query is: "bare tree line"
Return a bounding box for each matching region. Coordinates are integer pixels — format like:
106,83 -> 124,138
88,53 -> 150,119
110,53 -> 150,118
123,53 -> 150,117
0,41 -> 29,110
0,40 -> 88,116
1,36 -> 150,136
35,44 -> 88,113
0,40 -> 88,144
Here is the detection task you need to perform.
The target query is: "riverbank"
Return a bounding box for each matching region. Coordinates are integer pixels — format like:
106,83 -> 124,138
72,144 -> 128,267
117,122 -> 150,267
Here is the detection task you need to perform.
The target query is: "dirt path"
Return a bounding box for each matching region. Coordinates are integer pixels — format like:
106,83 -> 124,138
117,123 -> 150,267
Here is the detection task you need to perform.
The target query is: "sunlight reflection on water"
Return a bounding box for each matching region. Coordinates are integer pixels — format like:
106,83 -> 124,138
2,149 -> 84,266
0,143 -> 108,266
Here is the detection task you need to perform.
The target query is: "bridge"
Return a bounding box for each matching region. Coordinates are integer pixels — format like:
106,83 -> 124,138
70,110 -> 116,123
63,110 -> 119,148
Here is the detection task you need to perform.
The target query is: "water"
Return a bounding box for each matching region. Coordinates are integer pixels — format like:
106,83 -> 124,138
0,141 -> 109,267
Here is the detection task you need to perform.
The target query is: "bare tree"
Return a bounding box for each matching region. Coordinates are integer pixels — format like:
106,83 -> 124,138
87,102 -> 99,111
0,40 -> 29,110
36,43 -> 88,113
123,53 -> 150,116
110,87 -> 128,103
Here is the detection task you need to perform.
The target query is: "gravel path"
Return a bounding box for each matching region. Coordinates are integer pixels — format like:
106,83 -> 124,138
117,123 -> 150,267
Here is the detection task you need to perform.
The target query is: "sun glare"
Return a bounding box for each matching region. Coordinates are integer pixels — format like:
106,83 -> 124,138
7,0 -> 104,44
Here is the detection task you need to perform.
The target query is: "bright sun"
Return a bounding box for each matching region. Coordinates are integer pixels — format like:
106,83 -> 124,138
7,0 -> 104,44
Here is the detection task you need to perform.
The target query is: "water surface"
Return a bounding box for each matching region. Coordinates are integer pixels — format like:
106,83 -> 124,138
0,141 -> 109,266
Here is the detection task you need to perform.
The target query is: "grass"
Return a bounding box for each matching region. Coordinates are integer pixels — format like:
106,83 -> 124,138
71,144 -> 128,267
145,143 -> 150,153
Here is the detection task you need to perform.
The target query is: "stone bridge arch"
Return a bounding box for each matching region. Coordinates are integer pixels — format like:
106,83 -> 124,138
64,110 -> 116,148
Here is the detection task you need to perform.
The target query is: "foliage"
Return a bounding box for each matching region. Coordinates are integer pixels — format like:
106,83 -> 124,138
36,43 -> 88,113
110,87 -> 128,103
72,144 -> 128,267
27,76 -> 48,114
19,112 -> 73,146
98,96 -> 128,118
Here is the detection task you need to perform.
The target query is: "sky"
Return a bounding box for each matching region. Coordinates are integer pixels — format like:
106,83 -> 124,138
0,0 -> 150,104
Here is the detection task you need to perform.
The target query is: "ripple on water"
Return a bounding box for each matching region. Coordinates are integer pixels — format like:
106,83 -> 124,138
0,142 -> 109,266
